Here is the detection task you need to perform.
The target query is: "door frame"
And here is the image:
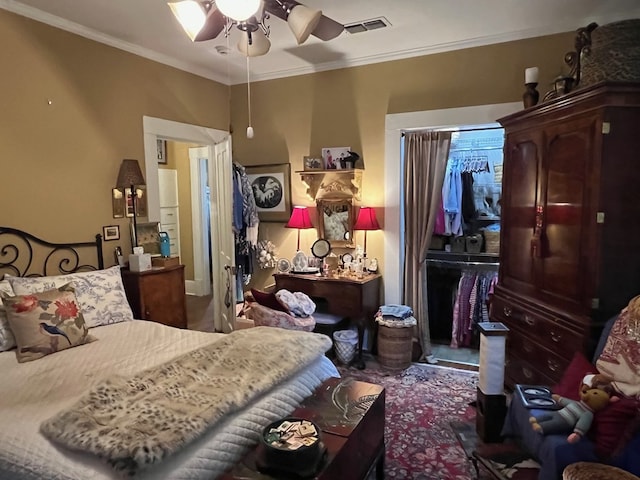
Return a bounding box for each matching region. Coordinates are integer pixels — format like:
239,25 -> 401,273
383,102 -> 521,304
142,117 -> 230,302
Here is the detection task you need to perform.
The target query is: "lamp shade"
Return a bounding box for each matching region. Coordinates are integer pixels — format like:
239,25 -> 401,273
237,29 -> 271,57
286,206 -> 313,229
215,0 -> 260,21
354,207 -> 380,231
168,1 -> 207,41
116,159 -> 146,188
287,5 -> 322,44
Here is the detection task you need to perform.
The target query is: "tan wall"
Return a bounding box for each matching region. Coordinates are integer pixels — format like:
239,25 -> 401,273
0,9 -> 229,262
230,33 -> 574,289
0,6 -> 575,291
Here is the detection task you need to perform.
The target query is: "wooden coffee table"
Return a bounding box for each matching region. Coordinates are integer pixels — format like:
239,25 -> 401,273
220,377 -> 385,480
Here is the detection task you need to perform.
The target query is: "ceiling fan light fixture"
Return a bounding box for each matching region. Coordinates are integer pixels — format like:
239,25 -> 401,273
287,5 -> 321,44
237,29 -> 271,57
215,0 -> 261,22
168,1 -> 207,41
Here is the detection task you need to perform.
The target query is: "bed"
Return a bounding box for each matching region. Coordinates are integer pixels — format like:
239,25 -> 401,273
0,227 -> 339,480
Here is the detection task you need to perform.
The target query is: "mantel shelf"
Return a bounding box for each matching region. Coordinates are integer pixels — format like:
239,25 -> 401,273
296,169 -> 363,201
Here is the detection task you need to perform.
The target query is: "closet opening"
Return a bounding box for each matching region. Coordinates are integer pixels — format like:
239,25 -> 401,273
406,125 -> 505,366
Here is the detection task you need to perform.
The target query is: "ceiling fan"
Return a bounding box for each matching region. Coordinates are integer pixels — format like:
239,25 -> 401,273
169,0 -> 344,57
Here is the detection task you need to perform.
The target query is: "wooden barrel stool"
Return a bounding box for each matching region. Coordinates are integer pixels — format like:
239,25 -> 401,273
563,462 -> 640,480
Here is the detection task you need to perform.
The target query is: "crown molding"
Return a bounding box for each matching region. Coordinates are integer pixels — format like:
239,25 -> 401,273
3,0 -> 639,86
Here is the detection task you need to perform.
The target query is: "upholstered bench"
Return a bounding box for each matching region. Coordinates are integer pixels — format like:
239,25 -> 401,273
563,462 -> 640,480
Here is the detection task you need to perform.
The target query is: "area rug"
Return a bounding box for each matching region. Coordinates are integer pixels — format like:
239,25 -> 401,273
337,361 -> 540,480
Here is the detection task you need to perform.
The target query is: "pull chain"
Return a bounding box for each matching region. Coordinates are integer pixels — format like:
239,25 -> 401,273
246,56 -> 254,139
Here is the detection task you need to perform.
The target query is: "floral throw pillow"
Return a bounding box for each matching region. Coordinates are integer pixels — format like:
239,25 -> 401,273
2,283 -> 96,363
0,279 -> 17,351
7,266 -> 134,328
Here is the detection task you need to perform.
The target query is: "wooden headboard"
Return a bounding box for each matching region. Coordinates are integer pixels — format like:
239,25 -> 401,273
0,227 -> 104,278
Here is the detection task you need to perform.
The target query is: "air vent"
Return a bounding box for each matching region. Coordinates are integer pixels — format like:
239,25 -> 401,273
345,17 -> 391,34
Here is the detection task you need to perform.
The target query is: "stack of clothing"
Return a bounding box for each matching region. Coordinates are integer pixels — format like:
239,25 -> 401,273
375,304 -> 417,328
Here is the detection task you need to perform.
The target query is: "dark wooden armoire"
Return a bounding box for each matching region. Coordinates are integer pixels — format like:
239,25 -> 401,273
490,81 -> 640,389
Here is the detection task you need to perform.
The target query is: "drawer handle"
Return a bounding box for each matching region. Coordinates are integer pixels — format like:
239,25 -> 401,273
550,331 -> 562,343
523,341 -> 534,353
548,360 -> 560,372
523,314 -> 535,326
522,367 -> 533,379
503,306 -> 512,317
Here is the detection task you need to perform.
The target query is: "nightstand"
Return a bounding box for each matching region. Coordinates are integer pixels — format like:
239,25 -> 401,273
120,265 -> 188,328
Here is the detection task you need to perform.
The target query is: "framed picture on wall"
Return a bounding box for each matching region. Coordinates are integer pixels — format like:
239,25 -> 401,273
157,139 -> 167,165
102,225 -> 120,241
244,163 -> 292,222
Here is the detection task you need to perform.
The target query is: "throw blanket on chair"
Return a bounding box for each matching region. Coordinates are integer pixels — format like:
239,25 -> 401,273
40,327 -> 331,476
596,295 -> 640,398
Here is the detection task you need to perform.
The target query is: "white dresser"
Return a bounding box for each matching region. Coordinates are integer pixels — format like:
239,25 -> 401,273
158,169 -> 180,258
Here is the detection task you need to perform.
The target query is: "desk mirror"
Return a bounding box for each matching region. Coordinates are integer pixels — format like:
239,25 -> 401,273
316,198 -> 353,247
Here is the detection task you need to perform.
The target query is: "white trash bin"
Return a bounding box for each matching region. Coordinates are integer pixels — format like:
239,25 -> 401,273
333,329 -> 358,365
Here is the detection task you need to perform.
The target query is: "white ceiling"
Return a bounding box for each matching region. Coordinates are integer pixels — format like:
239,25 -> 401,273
2,0 -> 639,85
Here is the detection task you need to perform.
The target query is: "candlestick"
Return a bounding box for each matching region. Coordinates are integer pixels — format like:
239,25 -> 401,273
525,66 -> 539,84
522,82 -> 540,108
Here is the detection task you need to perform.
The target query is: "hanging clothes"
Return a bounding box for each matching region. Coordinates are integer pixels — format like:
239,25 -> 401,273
232,162 -> 260,301
450,270 -> 498,348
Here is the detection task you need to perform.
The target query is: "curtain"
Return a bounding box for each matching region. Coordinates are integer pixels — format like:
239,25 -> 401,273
403,131 -> 452,361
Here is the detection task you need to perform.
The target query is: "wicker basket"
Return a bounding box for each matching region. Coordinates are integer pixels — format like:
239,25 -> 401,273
377,325 -> 413,370
483,230 -> 500,254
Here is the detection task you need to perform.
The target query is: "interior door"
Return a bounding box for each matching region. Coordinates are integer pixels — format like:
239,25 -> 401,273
209,137 -> 235,333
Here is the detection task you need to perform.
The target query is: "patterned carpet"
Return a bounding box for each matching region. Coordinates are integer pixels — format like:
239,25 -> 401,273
337,360 -> 539,480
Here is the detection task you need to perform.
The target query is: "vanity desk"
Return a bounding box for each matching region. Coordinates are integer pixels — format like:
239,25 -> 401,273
273,272 -> 382,369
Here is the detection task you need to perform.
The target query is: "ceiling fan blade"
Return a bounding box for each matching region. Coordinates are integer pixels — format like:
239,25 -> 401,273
194,8 -> 226,41
312,15 -> 344,41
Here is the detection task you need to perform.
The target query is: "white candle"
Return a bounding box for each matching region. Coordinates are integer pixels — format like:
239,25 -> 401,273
525,67 -> 539,84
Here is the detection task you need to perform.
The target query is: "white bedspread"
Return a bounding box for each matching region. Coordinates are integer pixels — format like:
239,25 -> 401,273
0,321 -> 339,480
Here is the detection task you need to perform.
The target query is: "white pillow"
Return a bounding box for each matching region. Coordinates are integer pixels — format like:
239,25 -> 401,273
0,279 -> 16,351
7,266 -> 134,328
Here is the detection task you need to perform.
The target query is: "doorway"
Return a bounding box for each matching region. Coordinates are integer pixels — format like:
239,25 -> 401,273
142,116 -> 235,333
383,102 -> 521,366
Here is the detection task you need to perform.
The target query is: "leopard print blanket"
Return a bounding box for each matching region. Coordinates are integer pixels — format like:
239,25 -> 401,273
40,326 -> 331,477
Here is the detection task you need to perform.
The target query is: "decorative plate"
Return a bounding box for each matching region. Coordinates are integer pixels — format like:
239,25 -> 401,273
292,251 -> 309,272
277,258 -> 291,273
341,253 -> 353,266
311,238 -> 331,259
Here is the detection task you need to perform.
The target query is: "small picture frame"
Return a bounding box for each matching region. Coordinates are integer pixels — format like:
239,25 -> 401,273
303,156 -> 324,171
131,222 -> 161,255
321,147 -> 351,170
102,225 -> 120,241
157,139 -> 167,165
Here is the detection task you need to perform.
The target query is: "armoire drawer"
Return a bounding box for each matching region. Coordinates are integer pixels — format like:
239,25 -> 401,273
491,295 -> 585,361
506,328 -> 570,381
505,357 -> 556,390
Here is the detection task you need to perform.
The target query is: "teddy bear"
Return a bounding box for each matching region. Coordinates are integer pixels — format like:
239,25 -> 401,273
529,374 -> 619,443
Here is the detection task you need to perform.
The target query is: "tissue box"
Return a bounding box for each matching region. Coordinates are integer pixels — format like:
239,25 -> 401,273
129,253 -> 152,272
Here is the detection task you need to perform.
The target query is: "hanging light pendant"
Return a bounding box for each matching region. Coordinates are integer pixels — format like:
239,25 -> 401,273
287,4 -> 321,44
168,1 -> 207,40
237,29 -> 271,57
215,0 -> 261,22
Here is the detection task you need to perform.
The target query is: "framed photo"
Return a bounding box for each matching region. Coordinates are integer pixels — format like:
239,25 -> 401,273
102,225 -> 120,241
303,156 -> 324,171
112,188 -> 125,218
131,221 -> 161,255
157,139 -> 167,165
321,147 -> 351,170
112,187 -> 147,218
245,163 -> 292,222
